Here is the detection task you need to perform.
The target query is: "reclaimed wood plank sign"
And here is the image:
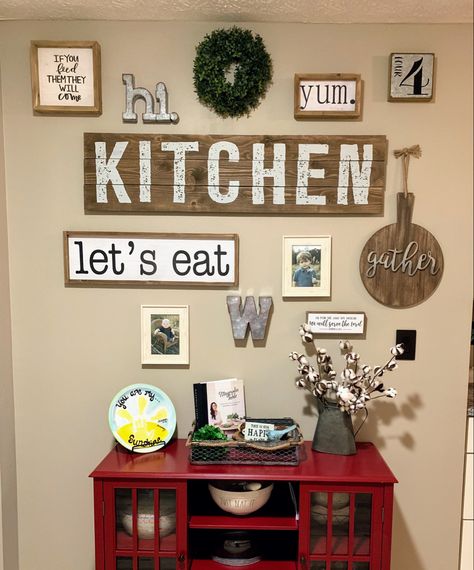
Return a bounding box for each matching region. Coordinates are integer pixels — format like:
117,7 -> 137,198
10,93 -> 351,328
64,231 -> 238,287
359,193 -> 443,307
83,133 -> 387,215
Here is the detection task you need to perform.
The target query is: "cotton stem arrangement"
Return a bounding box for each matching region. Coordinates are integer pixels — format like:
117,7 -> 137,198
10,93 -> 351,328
289,324 -> 403,415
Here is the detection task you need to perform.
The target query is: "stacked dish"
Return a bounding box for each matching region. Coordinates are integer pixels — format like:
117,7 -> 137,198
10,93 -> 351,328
212,531 -> 261,567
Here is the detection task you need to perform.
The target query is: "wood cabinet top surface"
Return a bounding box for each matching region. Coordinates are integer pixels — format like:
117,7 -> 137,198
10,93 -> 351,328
90,440 -> 397,484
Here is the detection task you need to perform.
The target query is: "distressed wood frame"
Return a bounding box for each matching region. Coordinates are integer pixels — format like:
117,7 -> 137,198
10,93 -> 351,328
63,231 -> 239,287
31,40 -> 102,115
282,235 -> 331,298
294,73 -> 362,119
306,311 -> 367,338
141,304 -> 189,365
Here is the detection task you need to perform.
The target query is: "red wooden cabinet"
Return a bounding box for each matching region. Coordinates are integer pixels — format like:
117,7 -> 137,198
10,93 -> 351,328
90,440 -> 396,570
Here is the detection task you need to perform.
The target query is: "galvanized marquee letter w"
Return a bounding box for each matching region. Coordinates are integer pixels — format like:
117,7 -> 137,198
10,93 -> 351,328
226,296 -> 273,341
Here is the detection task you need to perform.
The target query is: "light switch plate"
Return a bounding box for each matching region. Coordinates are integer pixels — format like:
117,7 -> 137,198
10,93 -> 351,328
396,330 -> 416,360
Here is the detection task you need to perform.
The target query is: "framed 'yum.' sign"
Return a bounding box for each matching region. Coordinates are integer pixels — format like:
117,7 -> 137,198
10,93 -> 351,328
294,74 -> 362,119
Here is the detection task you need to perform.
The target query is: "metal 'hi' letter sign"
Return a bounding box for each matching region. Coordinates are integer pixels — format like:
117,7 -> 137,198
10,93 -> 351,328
227,296 -> 273,341
122,74 -> 179,123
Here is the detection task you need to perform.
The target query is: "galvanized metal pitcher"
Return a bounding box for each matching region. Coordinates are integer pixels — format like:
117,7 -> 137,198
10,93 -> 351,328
312,399 -> 356,455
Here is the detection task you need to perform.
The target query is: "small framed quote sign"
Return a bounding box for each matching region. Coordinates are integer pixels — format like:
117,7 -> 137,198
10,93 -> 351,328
306,311 -> 366,337
388,53 -> 435,102
30,40 -> 102,115
64,231 -> 238,287
294,74 -> 362,119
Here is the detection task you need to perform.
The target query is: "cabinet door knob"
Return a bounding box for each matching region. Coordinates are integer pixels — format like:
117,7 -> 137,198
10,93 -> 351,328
177,552 -> 185,564
299,554 -> 306,569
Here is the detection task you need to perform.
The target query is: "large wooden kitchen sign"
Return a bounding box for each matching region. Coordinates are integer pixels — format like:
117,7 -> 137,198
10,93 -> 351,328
84,134 -> 387,215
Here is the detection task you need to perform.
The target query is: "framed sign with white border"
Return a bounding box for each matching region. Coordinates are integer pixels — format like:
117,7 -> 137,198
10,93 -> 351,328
30,40 -> 102,115
141,305 -> 189,365
282,235 -> 331,298
63,231 -> 239,287
306,311 -> 367,337
294,73 -> 362,119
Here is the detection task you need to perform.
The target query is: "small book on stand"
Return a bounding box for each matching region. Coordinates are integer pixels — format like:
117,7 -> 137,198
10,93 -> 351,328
193,378 -> 246,436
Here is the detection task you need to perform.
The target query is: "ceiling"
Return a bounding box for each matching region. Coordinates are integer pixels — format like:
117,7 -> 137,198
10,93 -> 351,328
0,0 -> 472,23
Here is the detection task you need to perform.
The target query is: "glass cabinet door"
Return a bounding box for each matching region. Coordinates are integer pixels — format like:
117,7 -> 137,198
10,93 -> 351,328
310,560 -> 370,570
116,558 -> 176,570
301,486 -> 382,570
105,484 -> 186,570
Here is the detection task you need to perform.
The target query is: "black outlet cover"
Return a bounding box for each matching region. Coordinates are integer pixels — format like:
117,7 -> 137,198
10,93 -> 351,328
396,330 -> 416,360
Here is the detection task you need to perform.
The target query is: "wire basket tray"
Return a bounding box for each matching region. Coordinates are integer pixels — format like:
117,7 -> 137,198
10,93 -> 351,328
186,423 -> 304,466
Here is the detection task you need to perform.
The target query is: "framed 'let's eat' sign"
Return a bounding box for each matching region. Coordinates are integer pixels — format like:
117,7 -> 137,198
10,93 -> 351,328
30,40 -> 102,115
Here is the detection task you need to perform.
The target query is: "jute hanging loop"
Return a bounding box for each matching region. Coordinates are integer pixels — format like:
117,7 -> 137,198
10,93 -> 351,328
394,144 -> 422,197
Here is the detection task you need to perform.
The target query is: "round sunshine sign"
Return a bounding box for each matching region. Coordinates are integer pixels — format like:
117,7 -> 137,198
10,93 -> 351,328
108,384 -> 176,453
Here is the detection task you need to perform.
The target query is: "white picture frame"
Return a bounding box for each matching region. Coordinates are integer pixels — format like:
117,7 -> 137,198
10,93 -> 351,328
141,305 -> 189,365
282,236 -> 331,298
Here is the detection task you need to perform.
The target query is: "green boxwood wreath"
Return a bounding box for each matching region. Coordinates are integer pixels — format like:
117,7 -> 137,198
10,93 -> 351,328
193,27 -> 273,119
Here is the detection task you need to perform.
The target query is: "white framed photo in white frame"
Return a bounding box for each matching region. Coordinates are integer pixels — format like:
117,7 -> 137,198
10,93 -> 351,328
141,305 -> 189,365
282,236 -> 331,298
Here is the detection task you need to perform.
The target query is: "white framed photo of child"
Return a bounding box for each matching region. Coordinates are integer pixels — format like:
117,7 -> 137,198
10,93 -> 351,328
282,236 -> 331,298
141,305 -> 189,365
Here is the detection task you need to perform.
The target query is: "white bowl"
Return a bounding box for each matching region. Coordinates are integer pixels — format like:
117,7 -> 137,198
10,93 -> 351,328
121,511 -> 176,539
120,492 -> 176,539
312,492 -> 350,510
208,481 -> 273,515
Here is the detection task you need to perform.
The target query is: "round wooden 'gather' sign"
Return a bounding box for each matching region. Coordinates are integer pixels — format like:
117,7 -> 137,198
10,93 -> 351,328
359,193 -> 443,308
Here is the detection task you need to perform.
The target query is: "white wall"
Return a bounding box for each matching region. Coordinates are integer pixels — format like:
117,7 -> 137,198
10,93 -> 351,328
0,65 -> 19,570
0,21 -> 472,570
